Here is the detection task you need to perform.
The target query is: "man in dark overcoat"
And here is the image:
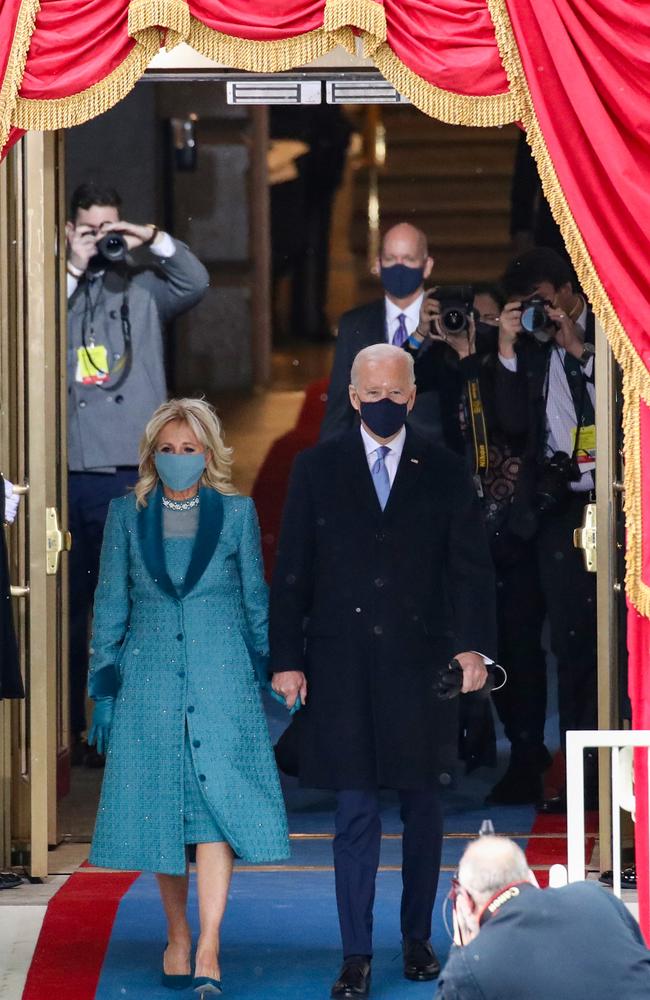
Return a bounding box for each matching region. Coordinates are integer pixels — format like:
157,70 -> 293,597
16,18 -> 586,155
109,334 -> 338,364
270,344 -> 496,998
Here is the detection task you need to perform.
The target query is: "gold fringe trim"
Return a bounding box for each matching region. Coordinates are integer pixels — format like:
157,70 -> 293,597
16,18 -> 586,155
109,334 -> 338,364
371,40 -> 517,127
323,0 -> 386,47
486,0 -> 650,614
0,0 -> 41,152
128,0 -> 190,52
13,27 -> 160,131
186,19 -> 355,73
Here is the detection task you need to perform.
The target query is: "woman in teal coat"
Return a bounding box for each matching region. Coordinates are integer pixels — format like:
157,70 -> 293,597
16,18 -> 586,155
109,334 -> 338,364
87,397 -> 289,996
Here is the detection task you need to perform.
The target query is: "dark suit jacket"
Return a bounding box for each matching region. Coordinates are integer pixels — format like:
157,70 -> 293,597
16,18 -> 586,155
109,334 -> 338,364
494,310 -> 596,539
1,487 -> 23,699
269,428 -> 496,790
435,881 -> 650,1000
320,298 -> 445,445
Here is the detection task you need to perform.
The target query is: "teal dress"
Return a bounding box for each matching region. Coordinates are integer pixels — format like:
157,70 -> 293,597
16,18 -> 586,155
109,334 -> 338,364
88,487 -> 289,875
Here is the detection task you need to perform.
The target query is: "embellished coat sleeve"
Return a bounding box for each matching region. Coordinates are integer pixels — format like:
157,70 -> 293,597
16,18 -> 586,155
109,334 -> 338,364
236,497 -> 270,686
88,499 -> 132,701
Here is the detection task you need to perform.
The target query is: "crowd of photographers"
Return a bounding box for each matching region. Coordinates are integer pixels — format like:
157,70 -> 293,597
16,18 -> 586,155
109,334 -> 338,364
323,223 -> 598,809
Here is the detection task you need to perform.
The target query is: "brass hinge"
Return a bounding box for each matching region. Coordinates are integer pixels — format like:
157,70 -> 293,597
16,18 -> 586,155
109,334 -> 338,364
573,502 -> 597,573
46,507 -> 72,575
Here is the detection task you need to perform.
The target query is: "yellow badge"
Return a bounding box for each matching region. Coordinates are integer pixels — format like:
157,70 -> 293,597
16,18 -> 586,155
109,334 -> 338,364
76,345 -> 109,384
572,423 -> 596,471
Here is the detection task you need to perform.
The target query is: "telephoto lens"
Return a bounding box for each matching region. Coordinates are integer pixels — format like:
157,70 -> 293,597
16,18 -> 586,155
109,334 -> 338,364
96,232 -> 127,263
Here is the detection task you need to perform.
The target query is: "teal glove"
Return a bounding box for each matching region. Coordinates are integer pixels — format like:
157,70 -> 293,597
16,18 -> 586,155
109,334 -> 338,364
268,687 -> 302,715
87,697 -> 115,755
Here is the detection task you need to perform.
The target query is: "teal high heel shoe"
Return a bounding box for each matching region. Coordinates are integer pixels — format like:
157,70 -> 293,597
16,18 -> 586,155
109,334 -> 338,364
193,976 -> 223,997
161,944 -> 193,991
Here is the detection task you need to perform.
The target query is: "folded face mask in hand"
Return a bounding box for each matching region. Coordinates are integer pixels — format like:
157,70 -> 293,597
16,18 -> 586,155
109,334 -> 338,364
268,688 -> 302,715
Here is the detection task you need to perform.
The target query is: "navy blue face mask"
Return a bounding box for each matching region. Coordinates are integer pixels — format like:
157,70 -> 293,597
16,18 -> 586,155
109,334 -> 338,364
380,263 -> 424,300
359,398 -> 408,439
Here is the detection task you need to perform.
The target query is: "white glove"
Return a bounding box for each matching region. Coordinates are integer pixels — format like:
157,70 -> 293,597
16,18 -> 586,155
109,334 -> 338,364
3,479 -> 20,524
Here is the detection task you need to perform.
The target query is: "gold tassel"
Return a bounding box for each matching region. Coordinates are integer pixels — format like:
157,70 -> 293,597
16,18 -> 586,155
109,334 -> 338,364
0,0 -> 41,152
486,0 -> 650,614
14,27 -> 160,131
372,40 -> 516,126
128,0 -> 191,51
323,0 -> 386,42
187,19 -> 355,73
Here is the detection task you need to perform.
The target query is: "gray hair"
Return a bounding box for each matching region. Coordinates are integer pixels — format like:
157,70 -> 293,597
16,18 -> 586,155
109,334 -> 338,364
458,836 -> 532,901
350,343 -> 415,389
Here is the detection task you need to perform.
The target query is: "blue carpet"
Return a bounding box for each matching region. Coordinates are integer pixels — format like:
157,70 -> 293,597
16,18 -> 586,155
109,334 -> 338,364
95,870 -> 454,1000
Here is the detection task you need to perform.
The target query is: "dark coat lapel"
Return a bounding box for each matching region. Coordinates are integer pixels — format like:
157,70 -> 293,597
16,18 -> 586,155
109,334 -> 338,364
382,428 -> 425,519
339,429 -> 383,521
138,485 -> 224,599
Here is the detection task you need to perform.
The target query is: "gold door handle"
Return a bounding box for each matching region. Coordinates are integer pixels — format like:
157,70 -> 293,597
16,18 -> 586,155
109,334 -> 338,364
573,502 -> 597,573
10,584 -> 30,598
46,507 -> 72,576
11,483 -> 29,495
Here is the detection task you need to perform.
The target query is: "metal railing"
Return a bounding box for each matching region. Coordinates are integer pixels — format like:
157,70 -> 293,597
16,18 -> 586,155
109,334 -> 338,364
566,730 -> 650,896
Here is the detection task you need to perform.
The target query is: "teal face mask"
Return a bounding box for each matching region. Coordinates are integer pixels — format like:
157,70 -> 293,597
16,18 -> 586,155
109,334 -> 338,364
154,452 -> 206,492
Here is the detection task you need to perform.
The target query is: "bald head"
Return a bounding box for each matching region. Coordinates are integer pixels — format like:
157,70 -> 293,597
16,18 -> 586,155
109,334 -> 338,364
350,343 -> 414,390
458,836 -> 533,902
378,223 -> 433,305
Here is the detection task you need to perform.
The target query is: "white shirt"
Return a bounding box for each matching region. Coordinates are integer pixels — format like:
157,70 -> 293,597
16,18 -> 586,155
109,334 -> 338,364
498,302 -> 595,491
384,293 -> 423,345
66,231 -> 176,298
360,423 -> 406,487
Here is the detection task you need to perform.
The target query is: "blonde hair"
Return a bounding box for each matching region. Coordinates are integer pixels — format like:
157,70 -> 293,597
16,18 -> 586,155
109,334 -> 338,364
134,398 -> 237,508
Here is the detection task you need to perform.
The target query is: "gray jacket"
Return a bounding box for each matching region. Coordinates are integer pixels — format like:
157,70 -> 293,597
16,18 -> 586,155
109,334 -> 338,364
67,239 -> 209,471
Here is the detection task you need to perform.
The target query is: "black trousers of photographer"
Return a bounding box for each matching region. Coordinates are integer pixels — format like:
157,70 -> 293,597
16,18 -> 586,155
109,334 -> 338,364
536,492 -> 598,743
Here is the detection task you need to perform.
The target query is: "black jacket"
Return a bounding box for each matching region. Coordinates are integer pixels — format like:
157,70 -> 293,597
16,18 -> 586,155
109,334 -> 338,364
269,428 -> 496,790
493,311 -> 595,539
1,487 -> 23,699
435,881 -> 650,1000
320,299 -> 446,445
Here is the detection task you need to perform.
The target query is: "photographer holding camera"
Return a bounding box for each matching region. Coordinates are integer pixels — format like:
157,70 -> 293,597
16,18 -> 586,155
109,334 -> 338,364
435,835 -> 650,999
66,182 -> 209,762
495,247 -> 597,811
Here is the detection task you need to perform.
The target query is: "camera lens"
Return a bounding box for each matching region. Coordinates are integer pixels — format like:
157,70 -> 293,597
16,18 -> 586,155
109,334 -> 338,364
96,233 -> 127,263
441,307 -> 468,335
521,299 -> 549,337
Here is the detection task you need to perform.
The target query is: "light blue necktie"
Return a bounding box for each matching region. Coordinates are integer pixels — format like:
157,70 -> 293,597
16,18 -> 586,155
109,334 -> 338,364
392,313 -> 409,347
371,445 -> 391,510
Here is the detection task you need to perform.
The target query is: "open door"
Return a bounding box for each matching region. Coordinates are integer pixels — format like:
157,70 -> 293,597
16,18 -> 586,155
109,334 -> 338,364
0,131 -> 70,877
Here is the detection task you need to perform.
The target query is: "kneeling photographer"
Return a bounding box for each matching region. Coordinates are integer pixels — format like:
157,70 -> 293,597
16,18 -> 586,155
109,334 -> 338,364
406,285 -> 549,803
496,247 -> 597,812
66,181 -> 209,762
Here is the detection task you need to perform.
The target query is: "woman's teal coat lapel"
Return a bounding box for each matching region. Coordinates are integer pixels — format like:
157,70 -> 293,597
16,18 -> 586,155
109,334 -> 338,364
137,485 -> 224,599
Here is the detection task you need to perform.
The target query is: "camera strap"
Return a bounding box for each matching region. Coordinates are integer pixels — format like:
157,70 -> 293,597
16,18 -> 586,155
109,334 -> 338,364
466,378 -> 489,476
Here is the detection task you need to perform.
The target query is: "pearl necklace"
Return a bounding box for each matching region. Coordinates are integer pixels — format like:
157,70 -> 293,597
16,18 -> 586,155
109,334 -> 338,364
162,494 -> 200,511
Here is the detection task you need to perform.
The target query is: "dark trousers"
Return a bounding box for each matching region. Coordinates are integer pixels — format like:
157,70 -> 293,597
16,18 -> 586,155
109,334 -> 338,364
333,789 -> 443,958
492,543 -> 547,766
68,468 -> 138,736
536,493 -> 598,742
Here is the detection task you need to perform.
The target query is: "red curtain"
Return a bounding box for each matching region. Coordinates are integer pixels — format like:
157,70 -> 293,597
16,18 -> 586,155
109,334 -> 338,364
496,0 -> 650,937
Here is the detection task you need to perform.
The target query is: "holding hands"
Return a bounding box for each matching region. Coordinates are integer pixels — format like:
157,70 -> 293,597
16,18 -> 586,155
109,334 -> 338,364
271,670 -> 307,712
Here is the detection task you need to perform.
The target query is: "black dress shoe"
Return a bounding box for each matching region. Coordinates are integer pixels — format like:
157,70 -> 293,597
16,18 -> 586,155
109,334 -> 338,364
402,938 -> 441,982
331,957 -> 371,998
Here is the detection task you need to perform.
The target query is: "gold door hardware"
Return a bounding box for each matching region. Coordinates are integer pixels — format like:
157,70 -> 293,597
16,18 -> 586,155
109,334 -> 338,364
45,507 -> 72,575
613,481 -> 625,494
10,483 -> 29,495
10,584 -> 30,598
573,502 -> 597,573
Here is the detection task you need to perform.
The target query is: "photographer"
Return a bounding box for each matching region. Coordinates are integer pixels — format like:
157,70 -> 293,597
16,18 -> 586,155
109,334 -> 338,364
436,836 -> 650,999
66,182 -> 209,761
496,247 -> 597,811
407,286 -> 548,797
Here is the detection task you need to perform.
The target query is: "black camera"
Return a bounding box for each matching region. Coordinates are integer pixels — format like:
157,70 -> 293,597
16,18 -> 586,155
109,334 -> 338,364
521,295 -> 554,343
536,451 -> 580,512
95,232 -> 127,263
436,285 -> 474,336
